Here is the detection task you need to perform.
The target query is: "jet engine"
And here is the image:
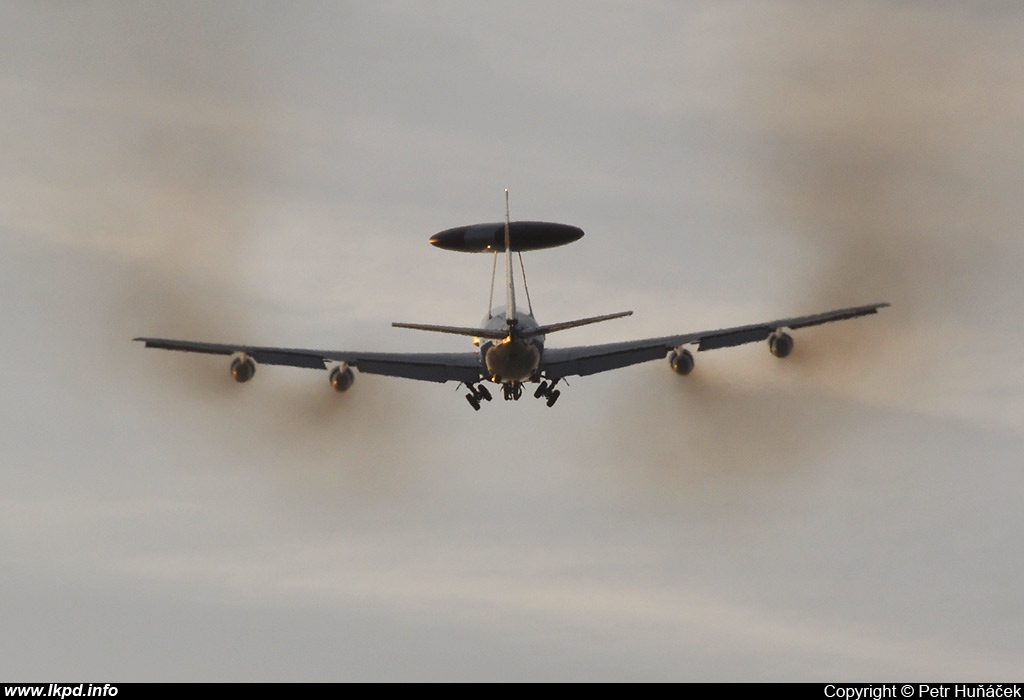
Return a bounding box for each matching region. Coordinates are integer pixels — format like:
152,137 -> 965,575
330,363 -> 355,392
230,356 -> 256,383
769,331 -> 794,358
668,347 -> 694,375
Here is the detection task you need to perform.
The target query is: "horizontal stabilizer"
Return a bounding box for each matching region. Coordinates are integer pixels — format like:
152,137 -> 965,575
520,311 -> 632,338
391,322 -> 509,340
392,311 -> 632,341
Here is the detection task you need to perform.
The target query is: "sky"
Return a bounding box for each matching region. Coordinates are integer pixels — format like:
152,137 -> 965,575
2,1 -> 1023,681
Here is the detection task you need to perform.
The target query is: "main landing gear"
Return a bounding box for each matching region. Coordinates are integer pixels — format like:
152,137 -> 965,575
464,383 -> 493,411
534,379 -> 561,407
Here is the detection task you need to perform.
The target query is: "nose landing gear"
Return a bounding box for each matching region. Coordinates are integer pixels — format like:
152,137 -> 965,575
501,382 -> 523,401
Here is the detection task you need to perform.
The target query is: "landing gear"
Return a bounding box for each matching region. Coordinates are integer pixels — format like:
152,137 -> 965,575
464,383 -> 492,411
462,380 -> 561,408
502,382 -> 523,401
533,379 -> 561,407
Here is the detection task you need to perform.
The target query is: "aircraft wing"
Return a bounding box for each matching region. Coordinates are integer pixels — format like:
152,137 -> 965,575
539,302 -> 889,379
133,337 -> 484,384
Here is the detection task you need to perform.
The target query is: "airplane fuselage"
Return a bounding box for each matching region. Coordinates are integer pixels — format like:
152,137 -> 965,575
477,310 -> 544,383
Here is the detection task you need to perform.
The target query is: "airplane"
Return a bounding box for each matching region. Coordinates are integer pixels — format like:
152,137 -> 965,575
135,192 -> 889,410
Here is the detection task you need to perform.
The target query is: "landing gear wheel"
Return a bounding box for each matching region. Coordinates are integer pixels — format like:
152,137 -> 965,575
465,393 -> 481,411
476,384 -> 492,401
534,378 -> 561,404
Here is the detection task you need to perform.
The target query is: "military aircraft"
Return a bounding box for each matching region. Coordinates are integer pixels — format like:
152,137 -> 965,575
135,192 -> 888,410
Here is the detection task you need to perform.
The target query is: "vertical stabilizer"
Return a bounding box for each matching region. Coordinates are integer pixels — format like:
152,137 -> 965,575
504,189 -> 517,328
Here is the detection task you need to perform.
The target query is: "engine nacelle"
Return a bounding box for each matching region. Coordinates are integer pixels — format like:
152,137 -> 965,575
329,363 -> 355,392
769,331 -> 794,358
230,356 -> 256,383
668,347 -> 694,375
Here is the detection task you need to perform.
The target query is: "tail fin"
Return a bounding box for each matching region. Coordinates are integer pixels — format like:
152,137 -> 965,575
504,189 -> 517,328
